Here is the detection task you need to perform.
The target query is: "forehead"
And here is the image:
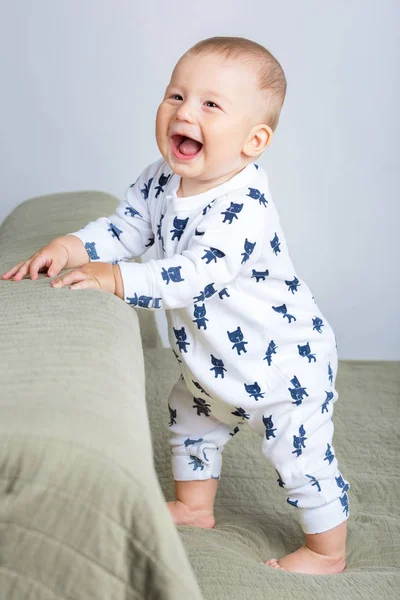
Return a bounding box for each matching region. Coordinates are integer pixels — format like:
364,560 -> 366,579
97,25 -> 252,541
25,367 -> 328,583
169,53 -> 259,103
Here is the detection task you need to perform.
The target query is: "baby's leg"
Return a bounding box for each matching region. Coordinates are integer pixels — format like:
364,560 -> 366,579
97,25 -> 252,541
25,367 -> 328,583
166,375 -> 240,528
169,478 -> 219,528
249,369 -> 350,574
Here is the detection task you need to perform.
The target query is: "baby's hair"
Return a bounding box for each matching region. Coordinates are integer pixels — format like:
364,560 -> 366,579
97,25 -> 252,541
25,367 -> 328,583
183,36 -> 287,132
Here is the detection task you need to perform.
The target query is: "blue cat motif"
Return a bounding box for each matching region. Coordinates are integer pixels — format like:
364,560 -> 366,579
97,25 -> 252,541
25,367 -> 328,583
251,268 -> 269,282
145,235 -> 155,248
328,362 -> 333,385
161,266 -> 184,285
202,247 -> 225,264
336,474 -> 350,493
221,202 -> 243,224
287,498 -> 299,507
298,342 -> 317,363
108,223 -> 123,240
241,239 -> 256,264
288,375 -> 309,406
193,283 -> 217,302
210,354 -> 227,378
192,397 -> 211,417
84,242 -> 100,261
174,327 -> 190,353
244,381 -> 265,401
262,415 -> 277,440
126,293 -> 162,309
276,470 -> 285,487
154,172 -> 171,198
227,326 -> 248,355
263,340 -> 278,365
231,407 -> 250,420
184,437 -> 203,447
193,303 -> 209,330
219,287 -> 230,299
188,456 -> 204,471
272,304 -> 297,323
139,177 -> 153,200
246,187 -> 268,207
285,276 -> 300,294
321,391 -> 334,413
124,206 -> 143,219
170,216 -> 189,241
305,474 -> 321,492
270,233 -> 281,255
312,316 -> 324,333
340,492 -> 349,516
229,426 -> 240,437
168,405 -> 177,426
324,443 -> 335,465
202,199 -> 217,215
292,424 -> 307,457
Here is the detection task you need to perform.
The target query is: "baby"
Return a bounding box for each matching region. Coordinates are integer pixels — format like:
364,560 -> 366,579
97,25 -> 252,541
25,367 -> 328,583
2,36 -> 350,574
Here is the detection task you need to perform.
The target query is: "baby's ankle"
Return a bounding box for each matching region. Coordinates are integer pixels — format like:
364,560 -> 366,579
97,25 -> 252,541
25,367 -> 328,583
168,499 -> 215,528
174,478 -> 218,514
175,499 -> 214,516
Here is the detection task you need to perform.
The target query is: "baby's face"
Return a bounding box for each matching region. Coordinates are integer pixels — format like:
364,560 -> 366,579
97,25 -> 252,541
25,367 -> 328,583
156,53 -> 266,196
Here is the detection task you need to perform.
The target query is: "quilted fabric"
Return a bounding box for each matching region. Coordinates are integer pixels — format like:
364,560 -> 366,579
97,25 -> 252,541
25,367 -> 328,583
147,349 -> 400,599
0,192 -> 203,600
1,190 -> 399,600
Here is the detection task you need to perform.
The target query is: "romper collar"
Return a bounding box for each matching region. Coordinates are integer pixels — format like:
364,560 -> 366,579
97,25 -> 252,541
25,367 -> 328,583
165,162 -> 258,212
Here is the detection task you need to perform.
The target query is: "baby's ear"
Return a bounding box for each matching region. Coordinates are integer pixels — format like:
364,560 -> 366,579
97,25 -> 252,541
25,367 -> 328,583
244,124 -> 273,157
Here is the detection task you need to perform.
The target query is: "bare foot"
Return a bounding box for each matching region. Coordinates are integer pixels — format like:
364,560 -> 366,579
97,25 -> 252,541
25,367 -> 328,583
167,500 -> 215,529
263,545 -> 346,574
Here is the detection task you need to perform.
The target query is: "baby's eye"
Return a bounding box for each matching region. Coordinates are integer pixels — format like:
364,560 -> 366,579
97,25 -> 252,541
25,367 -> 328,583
168,95 -> 219,109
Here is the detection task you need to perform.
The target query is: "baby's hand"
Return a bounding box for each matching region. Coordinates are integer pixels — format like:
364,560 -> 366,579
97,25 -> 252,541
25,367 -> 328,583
51,262 -> 117,295
2,240 -> 70,281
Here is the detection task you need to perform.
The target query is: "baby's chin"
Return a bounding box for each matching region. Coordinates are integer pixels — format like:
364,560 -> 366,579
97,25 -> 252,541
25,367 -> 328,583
165,150 -> 206,177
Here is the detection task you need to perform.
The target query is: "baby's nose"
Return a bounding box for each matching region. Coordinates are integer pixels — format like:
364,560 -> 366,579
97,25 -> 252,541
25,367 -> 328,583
175,102 -> 195,121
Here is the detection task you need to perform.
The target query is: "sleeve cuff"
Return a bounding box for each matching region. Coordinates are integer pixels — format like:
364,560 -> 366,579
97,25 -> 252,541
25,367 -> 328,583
117,260 -> 162,310
66,226 -> 116,264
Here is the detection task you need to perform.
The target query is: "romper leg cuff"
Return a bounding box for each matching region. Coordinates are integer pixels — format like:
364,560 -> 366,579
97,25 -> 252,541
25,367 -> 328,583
298,497 -> 350,534
171,446 -> 222,481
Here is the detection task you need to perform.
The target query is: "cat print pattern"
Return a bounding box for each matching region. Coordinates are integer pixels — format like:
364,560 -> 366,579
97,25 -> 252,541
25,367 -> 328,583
67,157 -> 350,534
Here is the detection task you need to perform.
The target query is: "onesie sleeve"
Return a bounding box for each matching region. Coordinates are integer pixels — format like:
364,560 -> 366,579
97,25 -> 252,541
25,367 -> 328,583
117,188 -> 268,310
65,159 -> 162,264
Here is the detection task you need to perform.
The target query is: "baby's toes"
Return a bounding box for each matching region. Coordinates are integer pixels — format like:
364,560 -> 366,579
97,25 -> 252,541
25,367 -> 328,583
264,558 -> 282,569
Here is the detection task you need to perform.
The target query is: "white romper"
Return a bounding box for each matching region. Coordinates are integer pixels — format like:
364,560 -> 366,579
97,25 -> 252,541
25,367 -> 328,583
68,157 -> 350,534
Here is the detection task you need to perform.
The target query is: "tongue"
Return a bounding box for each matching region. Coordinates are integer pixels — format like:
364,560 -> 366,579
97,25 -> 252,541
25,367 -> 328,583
179,137 -> 202,156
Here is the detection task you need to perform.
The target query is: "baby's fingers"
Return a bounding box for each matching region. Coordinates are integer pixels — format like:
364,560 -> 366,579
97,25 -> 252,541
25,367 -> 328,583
2,261 -> 28,280
6,256 -> 47,281
28,255 -> 52,280
51,270 -> 80,288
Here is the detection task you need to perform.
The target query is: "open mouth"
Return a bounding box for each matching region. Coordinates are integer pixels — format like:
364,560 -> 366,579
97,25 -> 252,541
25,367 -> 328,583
171,134 -> 203,160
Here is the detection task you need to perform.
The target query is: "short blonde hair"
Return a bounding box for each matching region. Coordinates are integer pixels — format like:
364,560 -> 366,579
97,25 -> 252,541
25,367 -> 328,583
183,36 -> 287,132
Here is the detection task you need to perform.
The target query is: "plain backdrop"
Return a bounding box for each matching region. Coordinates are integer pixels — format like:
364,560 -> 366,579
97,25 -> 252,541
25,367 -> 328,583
0,0 -> 399,359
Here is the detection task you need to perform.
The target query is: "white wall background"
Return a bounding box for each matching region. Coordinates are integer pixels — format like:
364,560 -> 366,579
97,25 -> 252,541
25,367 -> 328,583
0,0 -> 399,359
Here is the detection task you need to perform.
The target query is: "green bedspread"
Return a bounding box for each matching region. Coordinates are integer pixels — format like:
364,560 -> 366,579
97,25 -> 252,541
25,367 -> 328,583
1,191 -> 399,600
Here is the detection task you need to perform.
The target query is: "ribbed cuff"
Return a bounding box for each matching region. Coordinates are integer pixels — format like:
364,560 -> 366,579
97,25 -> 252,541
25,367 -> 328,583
66,228 -> 115,263
171,446 -> 222,481
298,496 -> 350,534
117,260 -> 162,310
